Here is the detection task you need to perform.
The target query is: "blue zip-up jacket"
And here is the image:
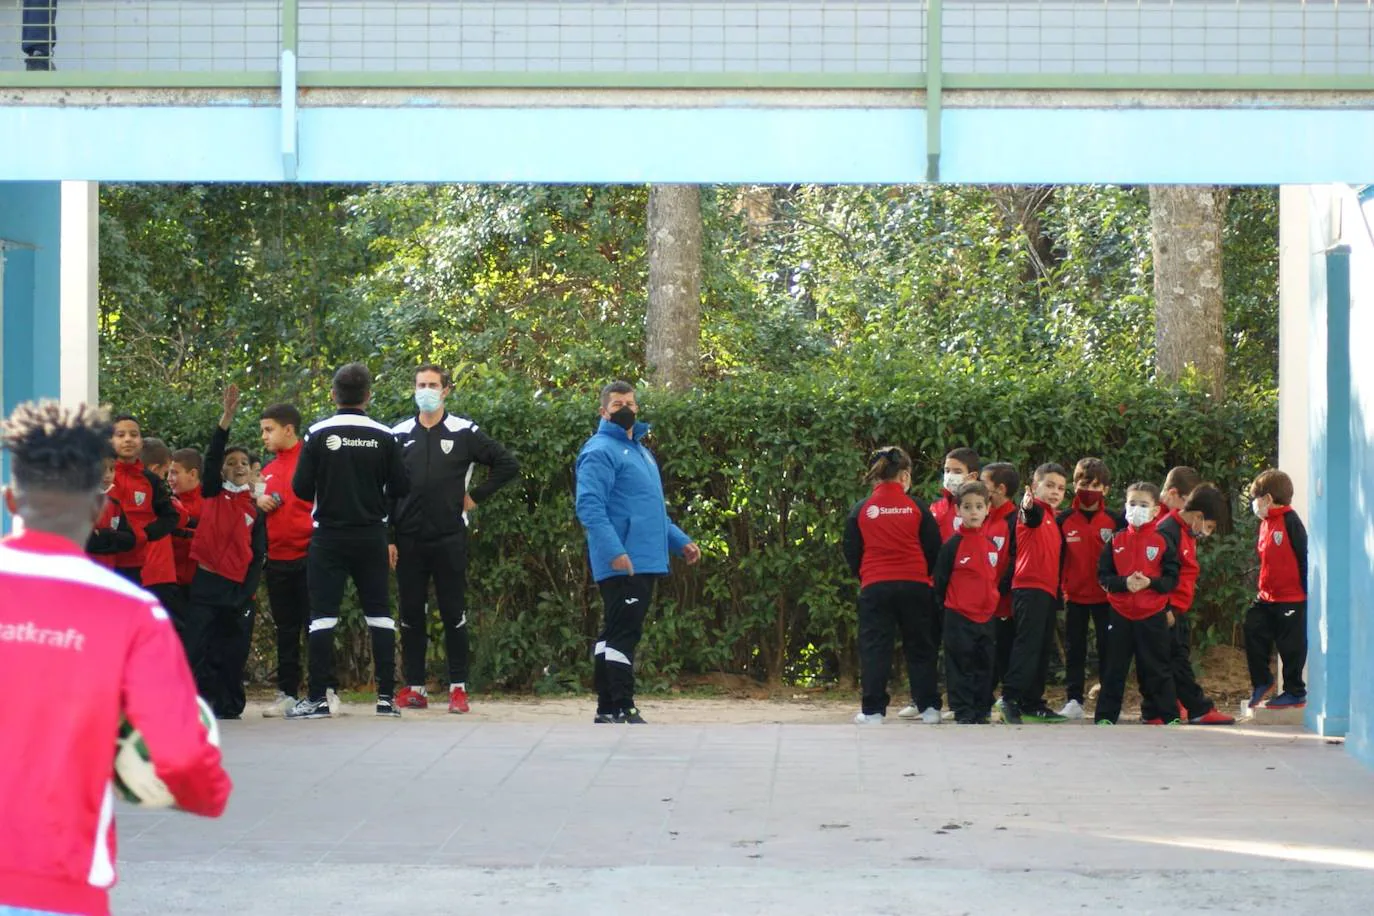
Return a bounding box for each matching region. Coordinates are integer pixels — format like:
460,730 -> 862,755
575,418 -> 692,582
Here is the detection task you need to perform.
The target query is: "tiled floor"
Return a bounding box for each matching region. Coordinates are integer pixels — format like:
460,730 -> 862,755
112,715 -> 1374,914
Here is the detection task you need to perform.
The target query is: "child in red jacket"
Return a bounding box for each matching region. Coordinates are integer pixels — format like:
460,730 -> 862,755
169,447 -> 205,606
980,462 -> 1020,699
1056,457 -> 1123,720
1000,462 -> 1068,724
1243,469 -> 1308,710
933,481 -> 1001,724
1094,482 -> 1182,725
86,456 -> 135,568
1149,474 -> 1234,725
930,447 -> 981,543
186,386 -> 267,720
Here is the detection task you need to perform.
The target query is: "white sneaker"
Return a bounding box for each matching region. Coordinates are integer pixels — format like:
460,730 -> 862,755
1058,699 -> 1086,720
326,688 -> 341,717
920,707 -> 942,725
854,712 -> 885,725
262,691 -> 296,718
941,709 -> 956,722
897,705 -> 920,719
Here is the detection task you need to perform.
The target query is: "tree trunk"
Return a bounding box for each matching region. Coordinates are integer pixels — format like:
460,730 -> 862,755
1150,185 -> 1227,399
990,185 -> 1059,283
646,184 -> 703,391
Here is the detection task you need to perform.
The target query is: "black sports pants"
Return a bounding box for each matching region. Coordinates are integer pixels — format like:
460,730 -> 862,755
943,610 -> 995,722
1244,600 -> 1307,696
190,570 -> 256,719
857,580 -> 939,716
264,558 -> 310,697
396,532 -> 470,687
1094,609 -> 1177,724
1139,611 -> 1215,721
593,575 -> 656,713
306,529 -> 394,701
1002,588 -> 1057,709
1063,601 -> 1110,704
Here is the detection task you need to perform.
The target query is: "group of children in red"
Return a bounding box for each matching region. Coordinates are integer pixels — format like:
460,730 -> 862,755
845,445 -> 1308,726
85,386 -> 315,720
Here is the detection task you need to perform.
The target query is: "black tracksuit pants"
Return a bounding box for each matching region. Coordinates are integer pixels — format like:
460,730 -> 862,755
1094,608 -> 1177,724
992,615 -> 1015,692
593,574 -> 657,713
857,580 -> 939,716
1244,600 -> 1307,696
306,529 -> 395,701
396,531 -> 470,687
1002,588 -> 1057,709
944,610 -> 995,723
189,569 -> 256,719
1139,611 -> 1215,721
1064,601 -> 1110,704
264,558 -> 310,697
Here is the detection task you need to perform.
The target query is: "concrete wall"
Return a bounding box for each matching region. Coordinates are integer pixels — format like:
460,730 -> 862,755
1,1 -> 1369,75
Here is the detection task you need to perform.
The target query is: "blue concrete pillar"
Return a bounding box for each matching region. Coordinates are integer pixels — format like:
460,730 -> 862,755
1345,190 -> 1374,768
0,181 -> 64,533
1305,246 -> 1352,737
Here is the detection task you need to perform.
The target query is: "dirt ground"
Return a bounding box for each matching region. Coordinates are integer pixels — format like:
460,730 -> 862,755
246,646 -> 1257,724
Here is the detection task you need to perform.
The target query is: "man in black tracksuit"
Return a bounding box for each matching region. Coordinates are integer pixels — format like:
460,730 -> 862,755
286,363 -> 410,719
390,363 -> 520,714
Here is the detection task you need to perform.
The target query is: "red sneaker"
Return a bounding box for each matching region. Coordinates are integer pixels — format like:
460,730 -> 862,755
395,686 -> 429,710
448,687 -> 470,714
1143,718 -> 1165,725
1189,708 -> 1236,725
1177,701 -> 1189,720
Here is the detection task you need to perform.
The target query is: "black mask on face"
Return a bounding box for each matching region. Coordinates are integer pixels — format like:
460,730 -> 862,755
608,405 -> 636,430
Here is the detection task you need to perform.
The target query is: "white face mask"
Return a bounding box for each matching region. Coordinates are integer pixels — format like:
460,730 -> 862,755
943,471 -> 966,492
415,388 -> 444,414
1251,498 -> 1267,519
1125,505 -> 1154,528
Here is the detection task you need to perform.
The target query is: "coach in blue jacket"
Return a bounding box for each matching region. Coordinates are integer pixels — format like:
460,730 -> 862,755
575,380 -> 700,724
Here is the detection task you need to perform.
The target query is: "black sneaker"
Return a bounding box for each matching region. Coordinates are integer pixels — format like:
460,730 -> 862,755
1001,700 -> 1024,725
376,696 -> 402,718
25,52 -> 53,72
284,696 -> 331,719
593,712 -> 617,724
614,706 -> 646,724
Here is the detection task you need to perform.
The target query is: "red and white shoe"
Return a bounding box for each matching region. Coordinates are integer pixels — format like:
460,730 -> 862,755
395,686 -> 429,710
448,686 -> 470,714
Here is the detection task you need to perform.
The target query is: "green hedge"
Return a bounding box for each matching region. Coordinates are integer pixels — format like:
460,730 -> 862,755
238,370 -> 1276,692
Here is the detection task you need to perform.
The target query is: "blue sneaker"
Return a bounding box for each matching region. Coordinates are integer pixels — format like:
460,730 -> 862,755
1266,692 -> 1307,710
1248,682 -> 1274,709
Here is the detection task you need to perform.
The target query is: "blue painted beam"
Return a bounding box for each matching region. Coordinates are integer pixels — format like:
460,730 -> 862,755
4,105 -> 1374,183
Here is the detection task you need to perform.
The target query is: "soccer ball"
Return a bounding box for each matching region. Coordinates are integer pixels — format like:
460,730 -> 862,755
113,696 -> 220,808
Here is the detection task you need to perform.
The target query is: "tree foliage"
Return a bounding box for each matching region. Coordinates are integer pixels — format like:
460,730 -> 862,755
96,182 -> 1282,689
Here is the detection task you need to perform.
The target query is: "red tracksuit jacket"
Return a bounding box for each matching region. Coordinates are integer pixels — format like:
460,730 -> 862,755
933,526 -> 1001,623
189,427 -> 267,593
172,488 -> 203,587
1013,498 -> 1062,596
1257,505 -> 1308,603
109,459 -> 178,575
1156,511 -> 1199,612
86,495 -> 134,570
1058,498 -> 1123,604
261,440 -> 313,563
1098,517 -> 1181,620
0,530 -> 232,916
930,489 -> 958,542
986,501 -> 1017,619
843,481 -> 943,589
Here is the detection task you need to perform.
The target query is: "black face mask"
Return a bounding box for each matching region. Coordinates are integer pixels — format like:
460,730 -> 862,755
608,406 -> 637,430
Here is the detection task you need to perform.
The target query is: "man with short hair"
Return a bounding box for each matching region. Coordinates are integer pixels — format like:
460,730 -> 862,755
1,400 -> 231,916
391,363 -> 520,714
21,1 -> 57,71
575,381 -> 700,724
287,363 -> 410,719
